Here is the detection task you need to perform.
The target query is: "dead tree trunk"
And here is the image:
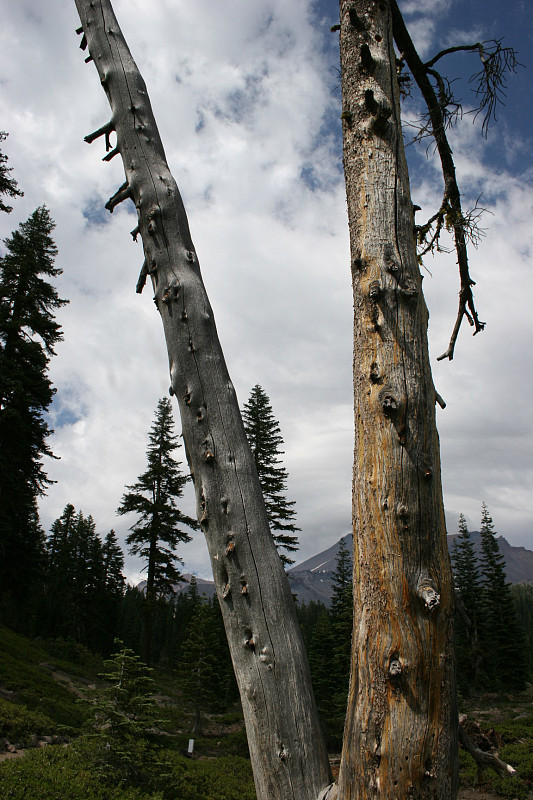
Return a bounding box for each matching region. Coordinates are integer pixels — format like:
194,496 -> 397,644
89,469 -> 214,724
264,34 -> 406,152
336,1 -> 458,797
73,2 -> 331,798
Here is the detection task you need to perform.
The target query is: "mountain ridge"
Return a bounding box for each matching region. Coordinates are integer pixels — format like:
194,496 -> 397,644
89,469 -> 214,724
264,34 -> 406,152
138,531 -> 533,606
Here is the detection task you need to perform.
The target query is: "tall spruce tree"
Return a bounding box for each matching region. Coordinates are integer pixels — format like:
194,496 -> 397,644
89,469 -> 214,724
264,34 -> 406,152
452,514 -> 482,692
0,132 -> 23,214
242,385 -> 299,565
479,503 -> 528,690
117,397 -> 197,664
0,206 -> 67,628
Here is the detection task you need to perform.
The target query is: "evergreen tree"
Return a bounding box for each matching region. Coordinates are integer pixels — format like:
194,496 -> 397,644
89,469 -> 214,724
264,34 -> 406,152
117,397 -> 197,665
452,514 -> 482,692
0,132 -> 23,214
242,385 -> 299,565
83,639 -> 159,782
510,583 -> 533,678
177,601 -> 224,733
99,530 -> 126,653
478,503 -> 528,690
329,537 -> 353,719
307,608 -> 337,747
44,504 -> 124,652
0,206 -> 67,628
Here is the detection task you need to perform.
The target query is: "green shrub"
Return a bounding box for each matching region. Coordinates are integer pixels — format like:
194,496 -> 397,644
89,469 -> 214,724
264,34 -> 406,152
154,752 -> 255,800
0,746 -> 158,799
0,698 -> 55,745
491,774 -> 529,800
458,748 -> 478,787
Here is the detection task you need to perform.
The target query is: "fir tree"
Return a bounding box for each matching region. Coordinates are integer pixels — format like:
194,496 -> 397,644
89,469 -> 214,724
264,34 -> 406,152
117,397 -> 197,664
452,514 -> 482,692
479,503 -> 528,690
83,639 -> 159,782
329,536 -> 353,719
177,601 -> 224,734
307,607 -> 337,746
0,206 -> 67,628
0,132 -> 23,214
242,385 -> 299,565
44,504 -> 124,652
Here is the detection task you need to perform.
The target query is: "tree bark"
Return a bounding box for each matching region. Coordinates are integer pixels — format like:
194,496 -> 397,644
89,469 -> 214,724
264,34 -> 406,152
337,1 -> 458,797
73,2 -> 332,798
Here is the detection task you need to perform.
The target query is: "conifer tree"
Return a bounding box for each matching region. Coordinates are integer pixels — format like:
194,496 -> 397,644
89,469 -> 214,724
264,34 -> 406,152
329,536 -> 353,718
0,132 -> 23,214
44,504 -> 124,652
100,530 -> 126,653
452,514 -> 481,692
479,503 -> 528,690
0,206 -> 67,627
242,385 -> 299,565
83,639 -> 158,781
307,608 -> 337,745
117,397 -> 197,664
177,601 -> 223,733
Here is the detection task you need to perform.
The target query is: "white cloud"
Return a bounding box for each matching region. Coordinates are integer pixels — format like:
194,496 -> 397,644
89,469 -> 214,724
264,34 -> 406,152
0,0 -> 531,585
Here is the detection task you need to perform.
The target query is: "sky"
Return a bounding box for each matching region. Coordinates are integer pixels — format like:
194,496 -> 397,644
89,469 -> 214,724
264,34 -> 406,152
0,0 -> 531,584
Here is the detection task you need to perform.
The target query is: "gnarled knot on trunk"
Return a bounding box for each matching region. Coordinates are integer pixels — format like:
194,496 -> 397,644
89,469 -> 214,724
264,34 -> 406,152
418,579 -> 440,611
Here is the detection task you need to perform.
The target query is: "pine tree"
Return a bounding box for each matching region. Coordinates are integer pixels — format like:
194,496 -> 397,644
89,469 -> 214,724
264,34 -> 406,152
242,385 -> 299,565
479,503 -> 528,690
0,132 -> 23,214
0,206 -> 67,628
117,397 -> 197,664
452,514 -> 482,692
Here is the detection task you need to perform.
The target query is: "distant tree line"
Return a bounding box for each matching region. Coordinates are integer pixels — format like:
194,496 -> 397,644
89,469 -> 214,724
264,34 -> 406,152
452,504 -> 529,695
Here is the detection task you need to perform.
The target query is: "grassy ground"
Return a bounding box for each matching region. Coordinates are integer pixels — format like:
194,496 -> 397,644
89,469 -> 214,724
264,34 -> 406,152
1,625 -> 532,799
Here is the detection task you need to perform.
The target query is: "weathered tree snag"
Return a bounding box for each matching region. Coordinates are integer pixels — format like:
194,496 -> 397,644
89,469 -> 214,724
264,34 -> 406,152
337,1 -> 458,797
72,2 -> 331,798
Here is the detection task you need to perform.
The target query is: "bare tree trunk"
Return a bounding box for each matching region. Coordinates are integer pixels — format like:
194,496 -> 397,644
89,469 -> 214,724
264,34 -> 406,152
336,1 -> 458,797
73,2 -> 331,798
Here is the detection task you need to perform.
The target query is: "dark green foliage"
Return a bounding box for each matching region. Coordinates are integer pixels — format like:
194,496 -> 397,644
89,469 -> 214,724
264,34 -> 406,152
452,506 -> 529,692
510,583 -> 533,674
177,597 -> 237,733
0,697 -> 55,745
0,745 -> 256,800
478,503 -> 528,690
117,398 -> 197,664
242,384 -> 299,565
330,536 -> 353,716
452,514 -> 482,693
0,131 -> 23,214
0,206 -> 67,630
300,539 -> 353,749
43,504 -> 125,654
81,640 -> 162,783
0,625 -> 91,731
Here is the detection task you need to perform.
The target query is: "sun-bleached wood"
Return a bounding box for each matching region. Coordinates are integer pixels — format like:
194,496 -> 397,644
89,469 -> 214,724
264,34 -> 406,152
73,2 -> 331,797
337,1 -> 459,797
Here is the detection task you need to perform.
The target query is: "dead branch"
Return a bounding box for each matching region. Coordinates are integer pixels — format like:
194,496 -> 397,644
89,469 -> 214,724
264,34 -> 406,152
391,0 -> 486,360
459,715 -> 517,779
